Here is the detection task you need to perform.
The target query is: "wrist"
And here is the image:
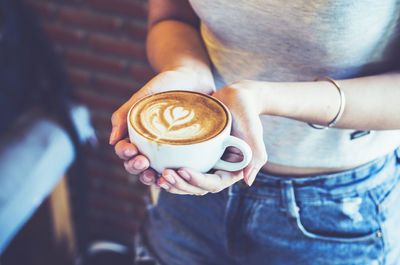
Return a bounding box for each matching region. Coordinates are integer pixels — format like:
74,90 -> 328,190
228,80 -> 266,115
249,81 -> 293,117
163,65 -> 216,94
244,80 -> 272,115
256,81 -> 300,117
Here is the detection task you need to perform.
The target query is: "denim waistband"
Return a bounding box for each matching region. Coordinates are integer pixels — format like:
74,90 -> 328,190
238,147 -> 400,200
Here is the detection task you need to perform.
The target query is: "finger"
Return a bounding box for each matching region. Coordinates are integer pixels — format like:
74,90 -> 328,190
242,122 -> 267,186
244,149 -> 268,186
124,155 -> 150,175
158,170 -> 208,195
221,149 -> 244,162
157,179 -> 190,195
114,138 -> 139,160
179,168 -> 243,193
225,146 -> 244,157
110,100 -> 134,145
157,177 -> 200,195
239,117 -> 268,186
139,169 -> 157,185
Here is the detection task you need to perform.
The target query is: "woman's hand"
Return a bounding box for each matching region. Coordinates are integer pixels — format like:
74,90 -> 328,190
157,80 -> 268,195
110,67 -> 215,186
214,80 -> 268,185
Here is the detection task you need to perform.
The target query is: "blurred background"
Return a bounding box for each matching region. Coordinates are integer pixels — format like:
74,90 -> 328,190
0,0 -> 155,264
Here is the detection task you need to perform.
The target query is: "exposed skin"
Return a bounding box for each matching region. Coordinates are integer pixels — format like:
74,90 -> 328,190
110,0 -> 400,195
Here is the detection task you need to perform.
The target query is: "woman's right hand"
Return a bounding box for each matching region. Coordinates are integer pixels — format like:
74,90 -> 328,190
109,67 -> 215,186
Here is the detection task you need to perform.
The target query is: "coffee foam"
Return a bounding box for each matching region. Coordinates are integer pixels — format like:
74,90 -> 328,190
130,91 -> 228,145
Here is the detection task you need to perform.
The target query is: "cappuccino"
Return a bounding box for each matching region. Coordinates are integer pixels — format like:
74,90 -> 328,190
129,91 -> 228,145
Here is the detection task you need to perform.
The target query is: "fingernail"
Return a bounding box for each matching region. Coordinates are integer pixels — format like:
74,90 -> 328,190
159,182 -> 169,190
178,170 -> 190,181
109,128 -> 117,145
245,168 -> 257,186
142,173 -> 152,183
134,159 -> 145,170
163,174 -> 176,184
124,148 -> 134,157
247,176 -> 256,186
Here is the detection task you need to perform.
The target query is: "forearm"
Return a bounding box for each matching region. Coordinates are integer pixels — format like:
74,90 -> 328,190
147,20 -> 214,93
256,71 -> 400,130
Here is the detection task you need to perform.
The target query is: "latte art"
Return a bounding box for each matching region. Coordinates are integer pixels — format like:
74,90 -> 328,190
146,101 -> 202,141
130,91 -> 228,145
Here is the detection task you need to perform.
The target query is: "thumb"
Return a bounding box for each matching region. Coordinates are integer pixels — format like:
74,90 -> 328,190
109,102 -> 131,145
109,84 -> 156,145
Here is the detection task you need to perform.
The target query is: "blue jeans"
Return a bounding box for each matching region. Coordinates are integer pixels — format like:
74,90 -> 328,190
135,147 -> 400,265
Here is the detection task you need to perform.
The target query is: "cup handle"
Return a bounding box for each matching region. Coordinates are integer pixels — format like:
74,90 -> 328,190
213,136 -> 253,171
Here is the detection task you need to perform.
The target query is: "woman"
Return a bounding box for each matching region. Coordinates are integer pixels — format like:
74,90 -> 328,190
110,0 -> 400,264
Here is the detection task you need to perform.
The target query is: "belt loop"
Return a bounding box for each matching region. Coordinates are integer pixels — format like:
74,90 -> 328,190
281,180 -> 300,219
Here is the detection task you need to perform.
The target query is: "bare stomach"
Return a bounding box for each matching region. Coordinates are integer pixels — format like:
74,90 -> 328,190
260,162 -> 363,177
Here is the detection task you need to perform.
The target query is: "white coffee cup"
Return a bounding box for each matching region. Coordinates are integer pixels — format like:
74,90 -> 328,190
127,91 -> 252,173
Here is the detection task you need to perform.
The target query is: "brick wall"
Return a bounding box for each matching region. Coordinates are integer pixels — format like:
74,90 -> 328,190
28,0 -> 155,245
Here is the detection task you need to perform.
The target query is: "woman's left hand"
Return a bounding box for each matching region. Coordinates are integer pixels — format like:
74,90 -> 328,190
155,80 -> 268,195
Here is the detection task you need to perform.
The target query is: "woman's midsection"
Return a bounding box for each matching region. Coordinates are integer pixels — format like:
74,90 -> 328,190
260,161 -> 364,177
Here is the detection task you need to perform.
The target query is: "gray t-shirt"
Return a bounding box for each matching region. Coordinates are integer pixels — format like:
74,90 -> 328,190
189,0 -> 400,168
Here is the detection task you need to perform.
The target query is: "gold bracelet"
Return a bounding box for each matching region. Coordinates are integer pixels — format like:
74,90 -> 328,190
308,76 -> 346,130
